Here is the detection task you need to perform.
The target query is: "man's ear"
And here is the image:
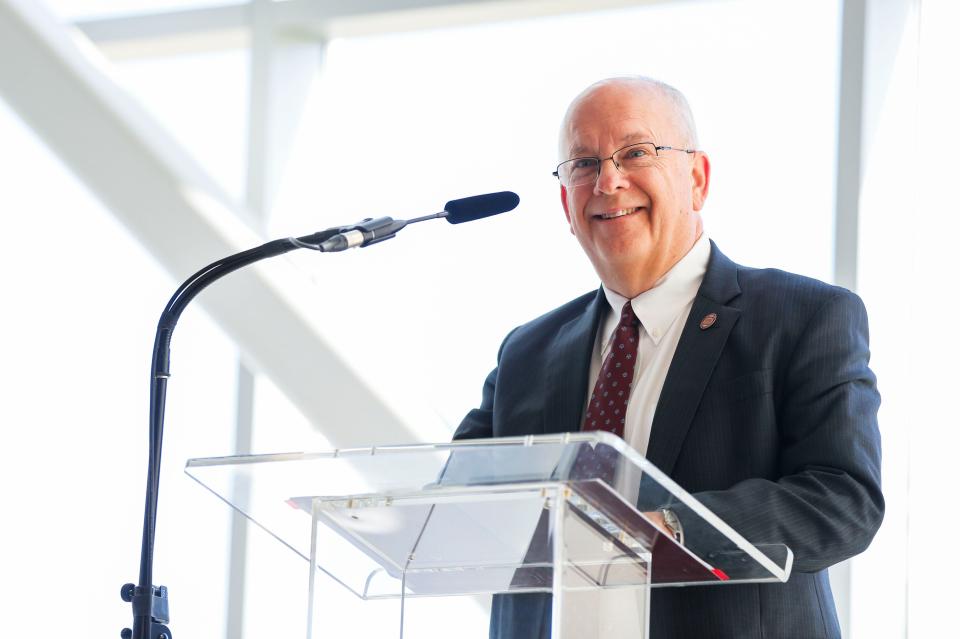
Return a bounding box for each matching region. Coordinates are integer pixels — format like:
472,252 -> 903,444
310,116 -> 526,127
691,151 -> 711,211
560,185 -> 575,234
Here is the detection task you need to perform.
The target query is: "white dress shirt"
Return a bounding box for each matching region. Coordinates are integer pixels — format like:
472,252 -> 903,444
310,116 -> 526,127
585,233 -> 711,457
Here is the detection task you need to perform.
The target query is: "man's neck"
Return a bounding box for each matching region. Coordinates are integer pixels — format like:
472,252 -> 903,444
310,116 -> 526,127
603,232 -> 705,299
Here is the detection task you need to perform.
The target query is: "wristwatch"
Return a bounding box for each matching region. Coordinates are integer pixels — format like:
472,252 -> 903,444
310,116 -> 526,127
659,508 -> 684,545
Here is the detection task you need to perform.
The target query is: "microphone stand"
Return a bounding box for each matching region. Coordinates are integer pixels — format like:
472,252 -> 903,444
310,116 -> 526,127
119,197 -> 508,638
120,228 -> 343,639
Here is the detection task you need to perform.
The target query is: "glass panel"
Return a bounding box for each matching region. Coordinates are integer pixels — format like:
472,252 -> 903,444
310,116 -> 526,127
553,489 -> 650,639
186,433 -> 791,607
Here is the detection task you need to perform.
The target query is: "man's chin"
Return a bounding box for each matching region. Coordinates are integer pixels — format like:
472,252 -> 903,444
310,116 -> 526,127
591,256 -> 660,295
593,239 -> 654,269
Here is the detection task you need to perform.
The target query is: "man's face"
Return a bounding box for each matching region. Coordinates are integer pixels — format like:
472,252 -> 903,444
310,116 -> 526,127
560,82 -> 710,297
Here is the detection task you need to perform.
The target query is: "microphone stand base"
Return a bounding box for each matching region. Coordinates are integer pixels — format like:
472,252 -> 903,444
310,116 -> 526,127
121,583 -> 172,639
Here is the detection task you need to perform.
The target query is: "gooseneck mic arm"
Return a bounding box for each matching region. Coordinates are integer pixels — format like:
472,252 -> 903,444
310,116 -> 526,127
121,230 -> 337,639
120,192 -> 519,639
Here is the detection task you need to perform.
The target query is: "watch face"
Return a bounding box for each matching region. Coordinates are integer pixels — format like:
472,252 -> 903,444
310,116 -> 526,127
661,509 -> 683,543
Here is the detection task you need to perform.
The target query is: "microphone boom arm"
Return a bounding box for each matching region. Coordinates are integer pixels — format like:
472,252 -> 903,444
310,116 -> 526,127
120,190 -> 517,639
121,229 -> 337,639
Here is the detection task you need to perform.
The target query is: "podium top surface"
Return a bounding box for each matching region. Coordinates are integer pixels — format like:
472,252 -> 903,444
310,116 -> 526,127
187,433 -> 792,598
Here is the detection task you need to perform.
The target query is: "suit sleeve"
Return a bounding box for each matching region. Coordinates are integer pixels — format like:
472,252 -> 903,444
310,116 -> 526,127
681,290 -> 884,573
453,366 -> 497,440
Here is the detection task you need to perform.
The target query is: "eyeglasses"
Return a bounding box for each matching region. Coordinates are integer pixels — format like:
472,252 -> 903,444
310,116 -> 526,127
553,141 -> 697,187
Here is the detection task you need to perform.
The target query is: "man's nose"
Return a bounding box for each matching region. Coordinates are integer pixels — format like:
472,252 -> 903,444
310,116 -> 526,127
594,157 -> 628,195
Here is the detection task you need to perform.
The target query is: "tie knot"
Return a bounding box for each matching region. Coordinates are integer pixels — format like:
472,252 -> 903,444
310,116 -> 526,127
619,301 -> 639,327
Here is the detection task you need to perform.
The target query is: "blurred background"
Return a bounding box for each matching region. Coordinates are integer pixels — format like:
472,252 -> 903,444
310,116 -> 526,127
0,0 -> 955,636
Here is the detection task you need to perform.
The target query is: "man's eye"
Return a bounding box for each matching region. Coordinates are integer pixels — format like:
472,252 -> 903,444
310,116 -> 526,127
573,158 -> 598,169
625,148 -> 649,159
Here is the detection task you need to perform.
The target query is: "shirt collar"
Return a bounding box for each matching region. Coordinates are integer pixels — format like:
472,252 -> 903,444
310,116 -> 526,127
602,233 -> 711,346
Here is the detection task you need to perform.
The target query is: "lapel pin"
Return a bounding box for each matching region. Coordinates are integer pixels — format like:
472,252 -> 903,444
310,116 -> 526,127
699,313 -> 718,330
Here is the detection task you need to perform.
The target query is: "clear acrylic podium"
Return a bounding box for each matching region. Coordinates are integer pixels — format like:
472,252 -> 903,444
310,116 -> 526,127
186,432 -> 792,638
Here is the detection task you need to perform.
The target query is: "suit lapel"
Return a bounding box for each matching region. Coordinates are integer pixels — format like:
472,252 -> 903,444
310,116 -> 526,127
543,288 -> 606,434
645,242 -> 742,475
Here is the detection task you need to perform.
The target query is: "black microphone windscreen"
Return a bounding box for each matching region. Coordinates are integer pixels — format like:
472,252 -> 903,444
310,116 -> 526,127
444,191 -> 519,224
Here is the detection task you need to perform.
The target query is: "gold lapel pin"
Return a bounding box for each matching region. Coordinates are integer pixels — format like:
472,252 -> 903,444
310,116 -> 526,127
699,313 -> 718,330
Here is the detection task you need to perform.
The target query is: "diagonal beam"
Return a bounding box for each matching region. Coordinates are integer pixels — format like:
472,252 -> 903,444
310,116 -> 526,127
0,0 -> 417,447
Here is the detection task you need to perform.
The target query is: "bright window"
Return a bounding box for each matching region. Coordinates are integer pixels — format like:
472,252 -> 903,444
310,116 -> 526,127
272,0 -> 842,434
0,97 -> 236,637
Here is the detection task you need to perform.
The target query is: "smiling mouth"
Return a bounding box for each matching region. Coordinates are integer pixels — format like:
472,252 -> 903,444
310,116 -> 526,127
595,206 -> 644,220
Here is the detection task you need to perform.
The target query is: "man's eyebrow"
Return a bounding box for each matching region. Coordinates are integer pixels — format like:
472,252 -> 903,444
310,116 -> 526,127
567,132 -> 655,157
621,131 -> 654,144
568,145 -> 591,157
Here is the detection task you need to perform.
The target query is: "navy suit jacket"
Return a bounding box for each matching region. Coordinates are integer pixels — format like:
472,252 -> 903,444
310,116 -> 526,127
454,242 -> 883,639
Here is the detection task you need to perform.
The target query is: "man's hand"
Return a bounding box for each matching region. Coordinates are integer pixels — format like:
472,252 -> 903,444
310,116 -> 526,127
645,510 -> 670,535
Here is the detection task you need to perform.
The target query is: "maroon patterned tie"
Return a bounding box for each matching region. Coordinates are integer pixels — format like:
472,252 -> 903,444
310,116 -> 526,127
582,300 -> 640,438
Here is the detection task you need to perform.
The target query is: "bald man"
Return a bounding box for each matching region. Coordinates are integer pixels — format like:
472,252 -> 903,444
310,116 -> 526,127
454,77 -> 883,639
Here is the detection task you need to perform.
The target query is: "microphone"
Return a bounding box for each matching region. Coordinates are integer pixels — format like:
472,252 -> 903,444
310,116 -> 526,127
443,191 -> 520,224
318,191 -> 519,252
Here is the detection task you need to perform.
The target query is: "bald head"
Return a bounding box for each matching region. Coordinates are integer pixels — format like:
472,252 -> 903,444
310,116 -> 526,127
560,77 -> 699,159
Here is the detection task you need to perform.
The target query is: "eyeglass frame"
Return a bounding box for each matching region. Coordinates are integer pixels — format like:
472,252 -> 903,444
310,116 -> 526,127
552,141 -> 698,187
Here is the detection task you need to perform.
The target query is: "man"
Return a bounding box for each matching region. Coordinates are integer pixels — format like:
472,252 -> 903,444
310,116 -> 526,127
454,77 -> 883,638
